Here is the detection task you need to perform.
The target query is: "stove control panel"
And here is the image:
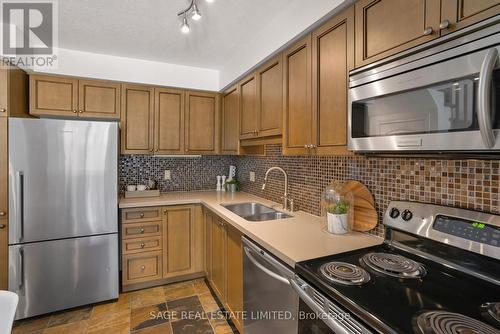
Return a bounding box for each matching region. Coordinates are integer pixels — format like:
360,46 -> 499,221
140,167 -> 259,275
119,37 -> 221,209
433,215 -> 500,247
384,201 -> 500,259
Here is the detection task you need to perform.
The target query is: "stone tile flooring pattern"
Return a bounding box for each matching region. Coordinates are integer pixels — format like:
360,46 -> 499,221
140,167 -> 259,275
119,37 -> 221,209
12,279 -> 238,334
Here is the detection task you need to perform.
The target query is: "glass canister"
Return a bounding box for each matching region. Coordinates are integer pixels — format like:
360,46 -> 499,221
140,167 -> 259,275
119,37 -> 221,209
321,181 -> 354,234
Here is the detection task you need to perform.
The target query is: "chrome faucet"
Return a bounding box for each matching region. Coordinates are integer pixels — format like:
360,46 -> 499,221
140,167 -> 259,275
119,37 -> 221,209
261,166 -> 294,211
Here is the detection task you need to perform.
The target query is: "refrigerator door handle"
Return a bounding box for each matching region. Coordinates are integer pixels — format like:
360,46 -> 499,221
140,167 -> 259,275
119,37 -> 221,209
18,247 -> 24,290
16,171 -> 25,242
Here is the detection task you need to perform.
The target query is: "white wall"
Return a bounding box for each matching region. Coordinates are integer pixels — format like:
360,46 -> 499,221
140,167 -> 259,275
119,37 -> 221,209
26,48 -> 220,91
218,0 -> 347,90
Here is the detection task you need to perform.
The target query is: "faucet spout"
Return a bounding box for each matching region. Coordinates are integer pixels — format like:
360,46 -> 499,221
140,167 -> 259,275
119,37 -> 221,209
261,166 -> 291,210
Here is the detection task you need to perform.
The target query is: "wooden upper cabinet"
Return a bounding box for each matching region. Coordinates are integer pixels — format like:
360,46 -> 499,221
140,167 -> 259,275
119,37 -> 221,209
30,75 -> 78,117
184,91 -> 219,154
162,206 -> 193,277
154,88 -> 184,154
0,65 -> 28,118
441,0 -> 500,34
282,35 -> 313,155
355,0 -> 440,68
121,84 -> 154,154
312,6 -> 354,155
78,80 -> 121,119
0,68 -> 7,117
257,56 -> 283,137
221,85 -> 240,154
239,74 -> 258,139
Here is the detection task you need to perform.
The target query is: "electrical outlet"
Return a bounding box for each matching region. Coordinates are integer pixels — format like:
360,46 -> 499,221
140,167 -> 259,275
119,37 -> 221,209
164,170 -> 171,180
249,171 -> 256,182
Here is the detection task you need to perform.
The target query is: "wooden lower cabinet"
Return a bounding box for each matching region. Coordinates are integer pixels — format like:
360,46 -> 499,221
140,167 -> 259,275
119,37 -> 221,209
121,205 -> 204,291
204,209 -> 244,333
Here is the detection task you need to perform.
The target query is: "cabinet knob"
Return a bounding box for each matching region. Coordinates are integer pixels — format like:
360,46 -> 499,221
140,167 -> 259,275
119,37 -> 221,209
0,224 -> 5,229
163,209 -> 167,215
78,110 -> 83,113
0,211 -> 6,216
140,228 -> 145,234
423,27 -> 433,36
0,108 -> 6,113
439,19 -> 450,29
141,265 -> 146,271
140,213 -> 144,218
72,109 -> 77,113
140,243 -> 145,249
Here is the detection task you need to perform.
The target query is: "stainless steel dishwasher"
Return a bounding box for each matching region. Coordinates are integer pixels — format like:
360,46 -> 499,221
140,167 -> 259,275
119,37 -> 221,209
243,237 -> 298,334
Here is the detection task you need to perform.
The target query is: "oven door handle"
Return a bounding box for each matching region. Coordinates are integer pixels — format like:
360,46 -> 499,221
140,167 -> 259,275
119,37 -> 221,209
290,277 -> 368,334
478,47 -> 498,148
243,246 -> 290,285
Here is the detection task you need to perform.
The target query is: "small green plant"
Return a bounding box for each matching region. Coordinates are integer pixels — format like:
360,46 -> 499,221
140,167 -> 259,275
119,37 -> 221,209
326,200 -> 349,215
225,179 -> 239,190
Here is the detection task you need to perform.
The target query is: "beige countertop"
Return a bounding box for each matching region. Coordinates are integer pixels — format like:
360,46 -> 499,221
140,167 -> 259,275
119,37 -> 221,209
119,191 -> 383,267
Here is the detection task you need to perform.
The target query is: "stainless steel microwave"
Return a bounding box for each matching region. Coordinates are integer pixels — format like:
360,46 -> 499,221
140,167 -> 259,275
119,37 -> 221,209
348,16 -> 500,154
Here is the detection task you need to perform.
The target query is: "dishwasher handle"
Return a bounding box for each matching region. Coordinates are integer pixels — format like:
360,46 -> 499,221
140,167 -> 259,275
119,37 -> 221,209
243,246 -> 290,285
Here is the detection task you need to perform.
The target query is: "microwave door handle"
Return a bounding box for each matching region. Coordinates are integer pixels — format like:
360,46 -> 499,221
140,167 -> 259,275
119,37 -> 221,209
243,246 -> 290,285
478,48 -> 498,148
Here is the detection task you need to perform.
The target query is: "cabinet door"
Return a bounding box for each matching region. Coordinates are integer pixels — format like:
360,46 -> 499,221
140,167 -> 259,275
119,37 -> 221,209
155,88 -> 184,154
184,91 -> 219,154
78,79 -> 121,119
211,219 -> 227,301
354,0 -> 440,68
257,56 -> 283,137
0,67 -> 7,117
312,7 -> 354,156
0,118 -> 6,289
162,206 -> 193,277
29,75 -> 78,117
239,74 -> 258,139
226,225 -> 243,333
283,35 -> 313,155
204,210 -> 214,280
221,85 -> 240,154
121,84 -> 154,154
441,0 -> 500,34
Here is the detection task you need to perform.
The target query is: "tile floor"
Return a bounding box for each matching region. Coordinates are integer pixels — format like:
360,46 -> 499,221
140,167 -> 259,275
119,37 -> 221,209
12,279 -> 238,334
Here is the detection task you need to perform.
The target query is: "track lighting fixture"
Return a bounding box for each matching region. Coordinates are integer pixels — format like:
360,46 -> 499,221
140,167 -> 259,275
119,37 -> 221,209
178,0 -> 213,33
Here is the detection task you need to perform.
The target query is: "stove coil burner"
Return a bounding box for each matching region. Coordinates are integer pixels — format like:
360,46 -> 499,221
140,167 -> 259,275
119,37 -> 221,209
415,311 -> 499,334
319,262 -> 370,286
361,252 -> 426,279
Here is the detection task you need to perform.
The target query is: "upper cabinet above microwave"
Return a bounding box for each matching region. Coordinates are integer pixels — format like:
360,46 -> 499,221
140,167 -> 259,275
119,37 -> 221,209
354,0 -> 500,68
30,75 -> 121,119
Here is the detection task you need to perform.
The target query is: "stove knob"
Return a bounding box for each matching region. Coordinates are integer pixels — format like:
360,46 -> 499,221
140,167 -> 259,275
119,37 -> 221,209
389,208 -> 400,219
402,210 -> 413,221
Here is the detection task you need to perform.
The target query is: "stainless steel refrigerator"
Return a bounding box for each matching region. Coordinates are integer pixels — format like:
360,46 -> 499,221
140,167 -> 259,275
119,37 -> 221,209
8,118 -> 119,320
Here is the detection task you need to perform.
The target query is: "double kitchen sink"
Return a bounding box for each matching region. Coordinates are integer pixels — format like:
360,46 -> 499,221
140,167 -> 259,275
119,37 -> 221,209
222,202 -> 292,222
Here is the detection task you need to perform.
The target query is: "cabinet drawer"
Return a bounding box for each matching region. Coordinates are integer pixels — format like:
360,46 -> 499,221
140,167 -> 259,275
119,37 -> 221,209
122,207 -> 162,223
122,221 -> 161,239
122,236 -> 162,255
123,251 -> 162,284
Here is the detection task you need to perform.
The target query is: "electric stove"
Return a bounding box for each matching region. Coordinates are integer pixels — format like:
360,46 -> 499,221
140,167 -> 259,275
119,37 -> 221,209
293,201 -> 500,334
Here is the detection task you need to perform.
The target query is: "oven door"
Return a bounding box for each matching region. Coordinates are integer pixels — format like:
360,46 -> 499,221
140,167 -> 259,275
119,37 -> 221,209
348,43 -> 500,152
290,276 -> 373,334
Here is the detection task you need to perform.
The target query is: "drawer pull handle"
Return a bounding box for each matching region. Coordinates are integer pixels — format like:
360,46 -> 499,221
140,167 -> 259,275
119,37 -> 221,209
140,213 -> 144,218
140,228 -> 145,234
140,243 -> 145,249
141,265 -> 146,271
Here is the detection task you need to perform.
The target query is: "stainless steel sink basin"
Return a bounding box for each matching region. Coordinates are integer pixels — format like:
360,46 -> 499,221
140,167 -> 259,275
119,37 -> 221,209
221,202 -> 292,222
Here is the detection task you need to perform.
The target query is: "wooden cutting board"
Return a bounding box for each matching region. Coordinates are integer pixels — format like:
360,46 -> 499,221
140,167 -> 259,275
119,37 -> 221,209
342,180 -> 378,232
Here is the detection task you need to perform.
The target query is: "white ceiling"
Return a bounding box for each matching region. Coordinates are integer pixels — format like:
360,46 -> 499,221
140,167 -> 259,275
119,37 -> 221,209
50,0 -> 347,90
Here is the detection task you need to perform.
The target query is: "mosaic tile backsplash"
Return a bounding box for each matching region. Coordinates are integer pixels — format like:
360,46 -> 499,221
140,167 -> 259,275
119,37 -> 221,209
120,145 -> 499,237
237,145 -> 500,237
119,155 -> 238,193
